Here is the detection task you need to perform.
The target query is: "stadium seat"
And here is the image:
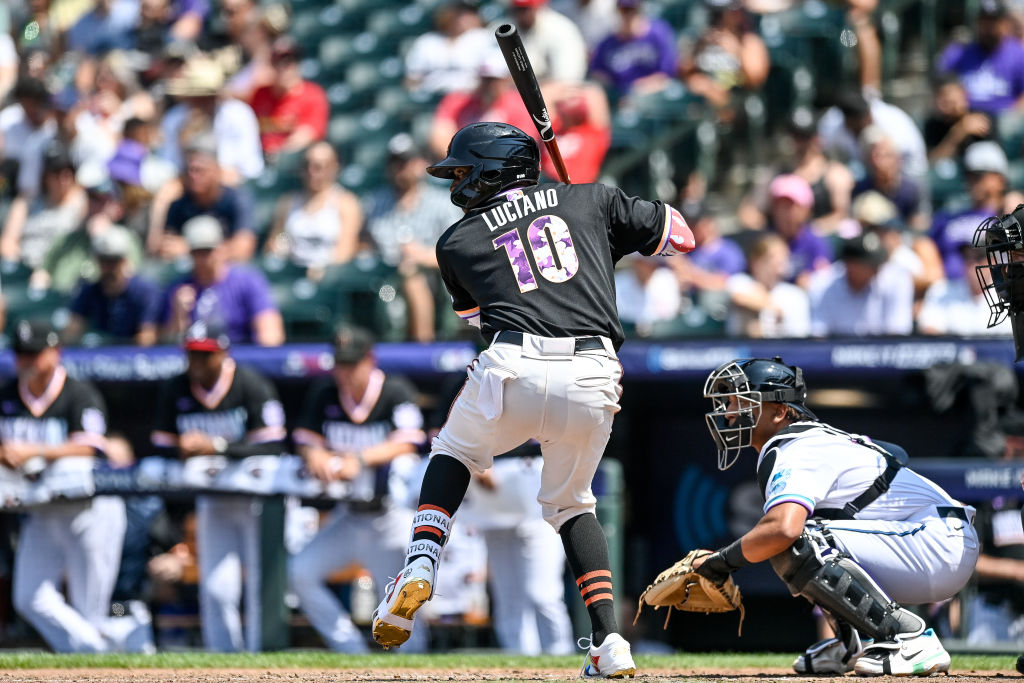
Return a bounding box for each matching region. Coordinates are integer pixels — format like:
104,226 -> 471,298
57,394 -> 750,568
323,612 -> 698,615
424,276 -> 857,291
4,285 -> 71,333
646,306 -> 726,339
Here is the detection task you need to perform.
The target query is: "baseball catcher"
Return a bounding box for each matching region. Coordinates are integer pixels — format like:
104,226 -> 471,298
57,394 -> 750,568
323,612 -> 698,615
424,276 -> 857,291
638,357 -> 979,676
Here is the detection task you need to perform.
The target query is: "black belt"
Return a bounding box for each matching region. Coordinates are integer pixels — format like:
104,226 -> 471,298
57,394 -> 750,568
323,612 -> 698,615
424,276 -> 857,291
935,506 -> 973,524
492,330 -> 605,353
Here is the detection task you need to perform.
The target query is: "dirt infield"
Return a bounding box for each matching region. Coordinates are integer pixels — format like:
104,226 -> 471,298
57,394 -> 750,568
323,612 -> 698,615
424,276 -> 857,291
0,669 -> 1012,682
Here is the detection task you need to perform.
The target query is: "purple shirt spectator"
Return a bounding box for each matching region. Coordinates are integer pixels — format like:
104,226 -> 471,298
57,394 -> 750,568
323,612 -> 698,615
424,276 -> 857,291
930,207 -> 993,279
782,227 -> 833,284
939,38 -> 1024,114
689,237 -> 746,277
589,17 -> 677,95
71,275 -> 162,340
160,265 -> 277,344
174,0 -> 210,20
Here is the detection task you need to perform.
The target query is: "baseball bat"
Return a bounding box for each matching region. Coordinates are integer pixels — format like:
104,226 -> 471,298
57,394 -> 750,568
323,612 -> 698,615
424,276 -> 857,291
494,23 -> 572,184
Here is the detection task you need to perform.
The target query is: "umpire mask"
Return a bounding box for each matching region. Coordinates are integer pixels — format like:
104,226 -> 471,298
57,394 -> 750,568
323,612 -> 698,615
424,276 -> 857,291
703,358 -> 816,470
975,205 -> 1024,360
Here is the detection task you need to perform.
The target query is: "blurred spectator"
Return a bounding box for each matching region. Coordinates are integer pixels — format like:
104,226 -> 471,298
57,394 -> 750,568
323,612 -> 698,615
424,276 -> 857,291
678,0 -> 770,111
249,36 -> 328,157
204,0 -> 256,51
809,232 -> 914,336
545,82 -> 611,183
289,326 -> 428,653
615,255 -> 682,333
938,0 -> 1024,116
499,0 -> 587,84
150,319 -> 287,652
765,173 -> 832,288
264,142 -> 362,272
0,28 -> 16,105
931,141 -> 1008,280
853,126 -> 927,231
669,207 -> 745,297
65,0 -> 138,55
739,109 -> 855,233
924,74 -> 993,163
32,161 -> 142,293
403,1 -> 491,96
817,90 -> 928,189
223,4 -> 287,102
1,142 -> 87,268
151,132 -> 257,263
0,77 -> 58,199
134,0 -> 175,58
15,0 -> 61,59
167,0 -> 210,43
918,244 -> 1013,336
363,134 -> 461,342
64,225 -> 161,345
725,233 -> 810,338
160,215 -> 284,346
550,0 -> 617,51
588,0 -> 676,100
429,50 -> 533,159
852,191 -> 943,300
161,55 -> 265,185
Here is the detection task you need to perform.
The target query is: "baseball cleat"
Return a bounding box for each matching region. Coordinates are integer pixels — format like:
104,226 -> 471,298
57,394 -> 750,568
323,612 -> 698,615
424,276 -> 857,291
371,558 -> 434,649
854,628 -> 950,677
579,632 -> 636,678
793,629 -> 872,674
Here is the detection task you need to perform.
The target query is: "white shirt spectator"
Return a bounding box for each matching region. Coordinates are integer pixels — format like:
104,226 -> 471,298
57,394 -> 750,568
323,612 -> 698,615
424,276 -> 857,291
550,0 -> 618,51
404,27 -> 493,95
615,261 -> 682,329
494,6 -> 587,82
0,34 -> 17,102
0,104 -> 58,198
817,96 -> 928,185
918,278 -> 1012,336
160,99 -> 264,180
810,262 -> 915,336
726,272 -> 810,338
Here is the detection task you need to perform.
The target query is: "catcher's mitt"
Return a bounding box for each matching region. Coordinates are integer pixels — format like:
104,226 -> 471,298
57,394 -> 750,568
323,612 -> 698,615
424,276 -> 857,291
633,549 -> 745,634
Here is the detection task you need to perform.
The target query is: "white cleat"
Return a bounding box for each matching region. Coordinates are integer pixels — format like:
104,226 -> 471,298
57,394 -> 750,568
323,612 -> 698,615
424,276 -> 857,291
854,628 -> 951,677
371,558 -> 434,649
579,632 -> 637,679
793,630 -> 872,674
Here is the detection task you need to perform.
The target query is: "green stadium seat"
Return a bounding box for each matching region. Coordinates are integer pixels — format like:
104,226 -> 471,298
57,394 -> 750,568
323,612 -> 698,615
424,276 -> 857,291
318,35 -> 357,79
319,257 -> 406,339
272,277 -> 336,342
997,110 -> 1024,161
4,285 -> 72,333
646,306 -> 726,339
0,260 -> 34,287
137,258 -> 192,287
929,158 -> 966,210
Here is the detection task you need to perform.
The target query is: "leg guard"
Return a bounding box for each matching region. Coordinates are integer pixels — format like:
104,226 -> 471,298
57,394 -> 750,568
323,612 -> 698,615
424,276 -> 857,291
770,532 -> 924,642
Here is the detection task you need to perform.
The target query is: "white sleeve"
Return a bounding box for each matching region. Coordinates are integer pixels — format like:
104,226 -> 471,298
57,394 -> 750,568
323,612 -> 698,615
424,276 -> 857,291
763,441 -> 836,514
916,281 -> 948,333
216,101 -> 265,180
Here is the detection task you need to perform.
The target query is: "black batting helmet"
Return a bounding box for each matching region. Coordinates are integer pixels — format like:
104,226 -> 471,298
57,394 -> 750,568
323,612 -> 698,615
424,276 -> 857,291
426,122 -> 540,210
703,357 -> 817,470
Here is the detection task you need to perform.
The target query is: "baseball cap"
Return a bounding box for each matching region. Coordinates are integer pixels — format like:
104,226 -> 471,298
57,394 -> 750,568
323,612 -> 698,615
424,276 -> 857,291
964,140 -> 1009,177
12,319 -> 61,354
183,319 -> 231,352
852,191 -> 902,230
183,215 -> 224,251
839,231 -> 887,266
165,55 -> 225,97
333,325 -> 374,364
42,142 -> 74,174
271,35 -> 302,62
387,133 -> 420,162
787,106 -> 816,138
511,0 -> 546,8
478,50 -> 509,79
979,0 -> 1008,17
185,131 -> 218,159
92,225 -> 135,260
769,173 -> 814,208
77,160 -> 117,197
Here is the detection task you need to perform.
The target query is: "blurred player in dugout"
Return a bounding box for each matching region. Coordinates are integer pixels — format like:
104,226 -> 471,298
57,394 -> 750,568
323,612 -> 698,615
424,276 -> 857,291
151,319 -> 287,652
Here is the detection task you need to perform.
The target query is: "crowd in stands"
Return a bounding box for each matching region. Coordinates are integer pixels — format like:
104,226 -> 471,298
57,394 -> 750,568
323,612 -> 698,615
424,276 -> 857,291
0,0 -> 1018,351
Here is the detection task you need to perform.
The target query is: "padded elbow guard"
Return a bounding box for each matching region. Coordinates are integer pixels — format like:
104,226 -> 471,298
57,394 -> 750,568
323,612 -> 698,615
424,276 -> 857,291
770,533 -> 924,642
654,207 -> 695,256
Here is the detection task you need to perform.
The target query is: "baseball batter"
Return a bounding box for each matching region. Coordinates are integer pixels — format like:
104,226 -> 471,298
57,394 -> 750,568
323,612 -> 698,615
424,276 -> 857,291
2,320 -> 149,652
694,357 -> 979,676
370,121 -> 694,679
151,320 -> 288,652
289,326 -> 428,653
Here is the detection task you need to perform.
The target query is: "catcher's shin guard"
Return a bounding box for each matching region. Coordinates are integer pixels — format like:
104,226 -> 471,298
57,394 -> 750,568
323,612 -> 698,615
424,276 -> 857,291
769,533 -> 924,642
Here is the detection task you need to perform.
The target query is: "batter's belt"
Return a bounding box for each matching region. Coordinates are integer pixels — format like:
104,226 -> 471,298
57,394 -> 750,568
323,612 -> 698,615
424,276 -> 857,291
492,330 -> 605,353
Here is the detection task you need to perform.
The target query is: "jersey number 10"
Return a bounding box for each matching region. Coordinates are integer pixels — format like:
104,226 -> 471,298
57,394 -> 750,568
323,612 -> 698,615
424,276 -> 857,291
492,215 -> 580,293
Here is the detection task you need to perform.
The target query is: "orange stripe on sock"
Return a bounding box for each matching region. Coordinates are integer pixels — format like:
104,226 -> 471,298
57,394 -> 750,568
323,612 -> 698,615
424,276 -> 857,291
579,581 -> 613,596
414,526 -> 443,538
418,504 -> 452,517
584,593 -> 613,607
576,569 -> 612,585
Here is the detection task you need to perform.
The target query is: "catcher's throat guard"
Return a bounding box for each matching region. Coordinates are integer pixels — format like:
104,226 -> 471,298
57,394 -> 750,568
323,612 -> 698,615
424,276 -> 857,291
974,205 -> 1024,360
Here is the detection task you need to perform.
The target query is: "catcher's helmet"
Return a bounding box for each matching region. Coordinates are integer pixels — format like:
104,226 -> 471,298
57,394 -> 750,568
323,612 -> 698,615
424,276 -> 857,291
974,204 -> 1024,325
703,357 -> 817,470
426,122 -> 540,210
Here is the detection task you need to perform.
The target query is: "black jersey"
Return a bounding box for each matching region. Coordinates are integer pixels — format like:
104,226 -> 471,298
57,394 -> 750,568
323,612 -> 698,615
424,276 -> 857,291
293,369 -> 425,504
151,359 -> 287,456
436,182 -> 671,349
0,366 -> 107,452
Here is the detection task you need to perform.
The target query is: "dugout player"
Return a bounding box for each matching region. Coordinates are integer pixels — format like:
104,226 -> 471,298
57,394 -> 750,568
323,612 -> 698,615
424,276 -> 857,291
288,326 -> 428,653
151,319 -> 287,652
370,121 -> 695,678
693,357 -> 979,676
3,320 -> 152,652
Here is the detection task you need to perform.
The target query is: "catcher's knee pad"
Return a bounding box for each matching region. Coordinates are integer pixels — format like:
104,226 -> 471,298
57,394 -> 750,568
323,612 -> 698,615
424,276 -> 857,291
770,533 -> 924,642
